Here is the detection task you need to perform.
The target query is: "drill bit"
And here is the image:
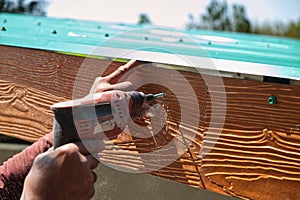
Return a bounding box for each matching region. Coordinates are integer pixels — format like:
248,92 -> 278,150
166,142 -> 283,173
146,92 -> 166,102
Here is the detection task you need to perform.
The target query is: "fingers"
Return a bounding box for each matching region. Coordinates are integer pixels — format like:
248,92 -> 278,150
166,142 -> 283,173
92,81 -> 132,93
55,143 -> 79,154
109,81 -> 133,91
105,59 -> 146,84
86,171 -> 97,199
89,78 -> 110,94
75,141 -> 102,170
47,147 -> 54,152
54,142 -> 100,169
91,171 -> 97,183
105,59 -> 137,82
90,59 -> 144,94
87,154 -> 99,170
92,80 -> 133,93
75,140 -> 105,155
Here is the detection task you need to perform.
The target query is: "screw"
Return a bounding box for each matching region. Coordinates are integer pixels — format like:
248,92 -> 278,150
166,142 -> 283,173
52,30 -> 57,34
268,96 -> 277,105
104,33 -> 109,37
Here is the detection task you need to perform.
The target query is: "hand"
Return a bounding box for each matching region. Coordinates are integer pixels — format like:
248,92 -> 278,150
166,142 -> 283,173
89,59 -> 141,94
21,142 -> 100,200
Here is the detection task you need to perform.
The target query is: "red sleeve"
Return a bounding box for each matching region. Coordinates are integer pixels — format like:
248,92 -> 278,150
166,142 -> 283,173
0,133 -> 53,199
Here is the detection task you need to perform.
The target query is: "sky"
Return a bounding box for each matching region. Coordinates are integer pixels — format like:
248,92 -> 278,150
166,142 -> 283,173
47,0 -> 300,29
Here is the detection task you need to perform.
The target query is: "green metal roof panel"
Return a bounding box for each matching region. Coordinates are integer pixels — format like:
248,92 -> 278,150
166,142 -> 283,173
1,13 -> 300,80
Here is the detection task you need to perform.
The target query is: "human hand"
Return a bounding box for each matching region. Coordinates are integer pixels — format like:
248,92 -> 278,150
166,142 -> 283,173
21,141 -> 102,200
89,59 -> 141,94
20,60 -> 141,199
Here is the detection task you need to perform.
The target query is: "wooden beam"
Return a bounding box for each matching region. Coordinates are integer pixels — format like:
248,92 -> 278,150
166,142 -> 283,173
193,77 -> 300,199
0,79 -> 65,141
1,45 -> 300,199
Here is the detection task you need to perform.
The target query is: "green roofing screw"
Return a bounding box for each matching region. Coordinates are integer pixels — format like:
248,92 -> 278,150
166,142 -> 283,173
268,96 -> 277,105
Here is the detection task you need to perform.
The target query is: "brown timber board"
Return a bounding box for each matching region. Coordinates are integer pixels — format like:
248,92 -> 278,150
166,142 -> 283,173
1,45 -> 300,199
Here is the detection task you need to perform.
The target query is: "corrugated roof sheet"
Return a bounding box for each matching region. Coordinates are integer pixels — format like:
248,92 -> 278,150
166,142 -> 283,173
1,13 -> 300,79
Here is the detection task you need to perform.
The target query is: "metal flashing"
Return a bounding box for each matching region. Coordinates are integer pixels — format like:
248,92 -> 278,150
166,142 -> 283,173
1,13 -> 300,80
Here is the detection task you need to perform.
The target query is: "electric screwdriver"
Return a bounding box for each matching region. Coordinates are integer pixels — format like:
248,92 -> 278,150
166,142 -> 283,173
50,90 -> 165,149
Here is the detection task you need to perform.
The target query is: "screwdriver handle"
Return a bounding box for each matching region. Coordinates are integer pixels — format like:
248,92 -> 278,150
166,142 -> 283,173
53,108 -> 80,149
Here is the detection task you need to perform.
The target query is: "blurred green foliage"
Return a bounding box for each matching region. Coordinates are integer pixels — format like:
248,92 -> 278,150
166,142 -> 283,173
0,0 -> 47,16
200,0 -> 232,31
253,20 -> 300,39
138,13 -> 151,25
187,0 -> 300,39
187,0 -> 250,33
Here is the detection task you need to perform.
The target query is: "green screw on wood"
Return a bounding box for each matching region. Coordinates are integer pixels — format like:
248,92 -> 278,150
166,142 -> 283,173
268,96 -> 277,105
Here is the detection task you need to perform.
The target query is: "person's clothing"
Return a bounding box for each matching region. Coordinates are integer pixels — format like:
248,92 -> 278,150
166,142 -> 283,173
0,133 -> 52,199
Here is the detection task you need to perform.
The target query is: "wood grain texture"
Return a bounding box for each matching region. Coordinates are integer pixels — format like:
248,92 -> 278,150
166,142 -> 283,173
199,78 -> 300,199
0,79 -> 66,141
1,45 -> 300,199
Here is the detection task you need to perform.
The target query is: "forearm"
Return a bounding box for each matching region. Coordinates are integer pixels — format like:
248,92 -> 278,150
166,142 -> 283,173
0,133 -> 53,199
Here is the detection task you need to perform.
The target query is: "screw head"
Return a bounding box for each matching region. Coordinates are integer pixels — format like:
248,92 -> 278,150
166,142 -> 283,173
268,96 -> 277,105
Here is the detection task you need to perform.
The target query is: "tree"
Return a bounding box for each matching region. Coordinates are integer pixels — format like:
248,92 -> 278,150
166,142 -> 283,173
232,4 -> 251,33
252,21 -> 274,36
0,0 -> 47,16
138,13 -> 151,25
200,0 -> 232,31
283,19 -> 300,39
251,20 -> 299,38
186,0 -> 252,33
186,13 -> 197,29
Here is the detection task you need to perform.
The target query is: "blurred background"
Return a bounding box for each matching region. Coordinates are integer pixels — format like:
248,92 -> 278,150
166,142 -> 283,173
1,0 -> 300,39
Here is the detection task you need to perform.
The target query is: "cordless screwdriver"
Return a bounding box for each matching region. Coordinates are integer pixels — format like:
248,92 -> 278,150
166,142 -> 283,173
50,90 -> 166,149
